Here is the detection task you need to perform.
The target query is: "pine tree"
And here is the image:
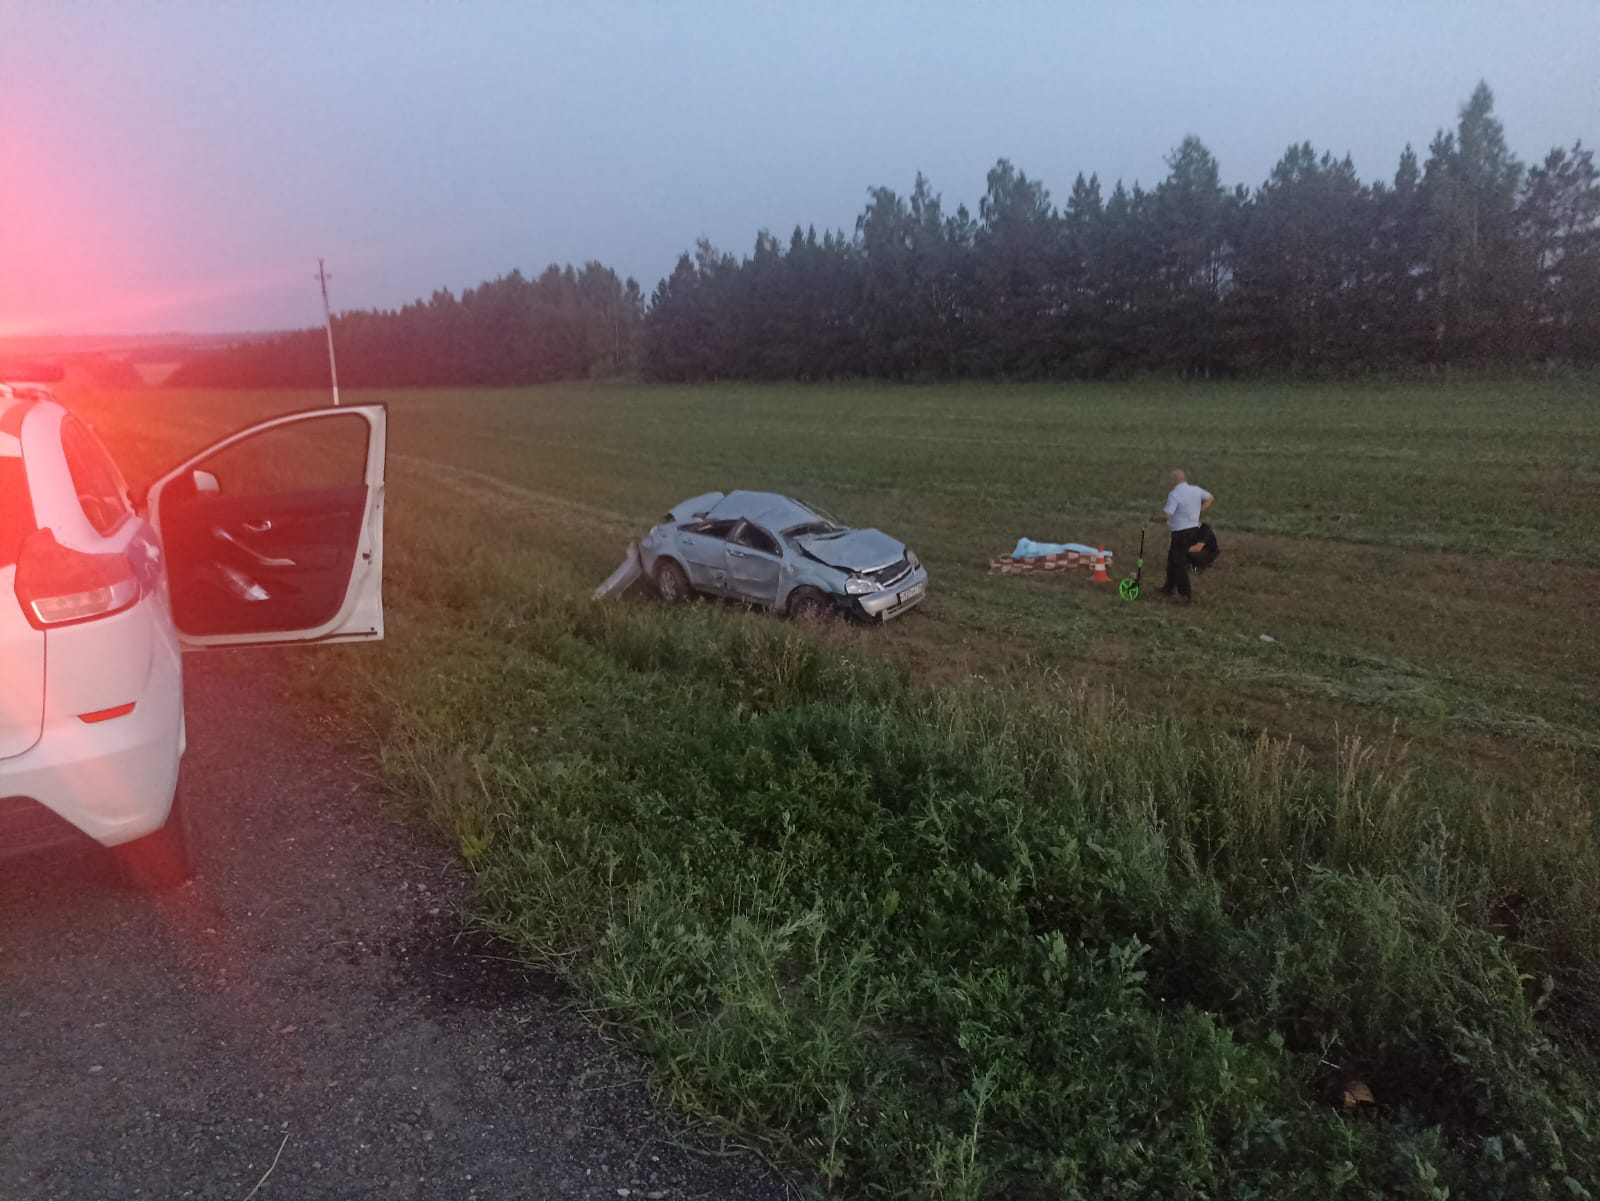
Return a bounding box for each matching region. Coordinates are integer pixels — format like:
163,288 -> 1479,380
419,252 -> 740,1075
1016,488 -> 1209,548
1519,142 -> 1600,361
1423,82 -> 1526,361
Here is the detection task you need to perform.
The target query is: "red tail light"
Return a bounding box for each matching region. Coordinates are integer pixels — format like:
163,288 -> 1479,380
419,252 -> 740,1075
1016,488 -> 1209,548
79,702 -> 137,724
13,528 -> 140,629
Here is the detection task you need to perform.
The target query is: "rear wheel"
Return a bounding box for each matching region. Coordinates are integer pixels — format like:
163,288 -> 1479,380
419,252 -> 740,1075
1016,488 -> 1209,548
654,559 -> 692,603
113,785 -> 194,890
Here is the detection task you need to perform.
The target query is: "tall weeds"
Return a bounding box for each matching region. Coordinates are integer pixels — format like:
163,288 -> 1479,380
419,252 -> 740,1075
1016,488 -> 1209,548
293,514 -> 1600,1199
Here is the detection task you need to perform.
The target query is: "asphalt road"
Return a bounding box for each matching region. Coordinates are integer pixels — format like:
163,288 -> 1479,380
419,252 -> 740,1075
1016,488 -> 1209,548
0,653 -> 793,1201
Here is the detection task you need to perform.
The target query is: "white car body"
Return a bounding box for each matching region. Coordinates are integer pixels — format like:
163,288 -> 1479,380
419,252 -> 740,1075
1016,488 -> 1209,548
0,385 -> 385,885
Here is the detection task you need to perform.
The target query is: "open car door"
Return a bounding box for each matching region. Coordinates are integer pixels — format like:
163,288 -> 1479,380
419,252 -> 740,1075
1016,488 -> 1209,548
146,405 -> 385,648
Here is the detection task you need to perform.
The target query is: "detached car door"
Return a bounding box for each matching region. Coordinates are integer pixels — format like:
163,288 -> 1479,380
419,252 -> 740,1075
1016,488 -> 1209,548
146,405 -> 385,647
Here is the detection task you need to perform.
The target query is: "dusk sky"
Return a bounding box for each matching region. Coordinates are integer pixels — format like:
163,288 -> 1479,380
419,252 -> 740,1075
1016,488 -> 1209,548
1,1 -> 1595,337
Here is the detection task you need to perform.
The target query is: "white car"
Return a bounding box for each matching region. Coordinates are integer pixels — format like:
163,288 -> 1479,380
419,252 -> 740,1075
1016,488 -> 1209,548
0,383 -> 386,887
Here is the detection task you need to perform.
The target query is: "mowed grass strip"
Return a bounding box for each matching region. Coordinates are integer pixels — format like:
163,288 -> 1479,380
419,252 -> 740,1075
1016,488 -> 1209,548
71,376 -> 1600,1196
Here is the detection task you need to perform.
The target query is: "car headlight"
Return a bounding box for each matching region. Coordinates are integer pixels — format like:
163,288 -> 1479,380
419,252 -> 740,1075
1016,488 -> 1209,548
905,549 -> 920,569
844,575 -> 876,595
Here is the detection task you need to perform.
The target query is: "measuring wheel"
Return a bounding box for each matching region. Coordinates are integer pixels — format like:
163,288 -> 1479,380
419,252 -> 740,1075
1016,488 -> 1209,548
1118,528 -> 1147,601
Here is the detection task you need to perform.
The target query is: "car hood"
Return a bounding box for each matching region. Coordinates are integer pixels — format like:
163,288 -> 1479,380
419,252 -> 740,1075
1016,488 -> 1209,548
795,528 -> 905,572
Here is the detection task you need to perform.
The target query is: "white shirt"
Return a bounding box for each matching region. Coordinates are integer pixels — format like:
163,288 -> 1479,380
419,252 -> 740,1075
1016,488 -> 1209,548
1163,483 -> 1211,531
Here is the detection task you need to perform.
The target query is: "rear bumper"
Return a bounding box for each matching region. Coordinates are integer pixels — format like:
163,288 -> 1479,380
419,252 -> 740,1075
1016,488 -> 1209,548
0,650 -> 182,852
595,542 -> 644,599
855,569 -> 929,621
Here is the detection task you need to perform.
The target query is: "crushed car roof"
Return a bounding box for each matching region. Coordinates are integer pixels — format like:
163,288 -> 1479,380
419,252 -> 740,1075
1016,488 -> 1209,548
705,491 -> 825,533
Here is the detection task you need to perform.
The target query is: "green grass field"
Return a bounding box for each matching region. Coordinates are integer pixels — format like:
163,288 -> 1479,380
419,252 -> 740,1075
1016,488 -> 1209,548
69,376 -> 1600,1198
84,376 -> 1600,770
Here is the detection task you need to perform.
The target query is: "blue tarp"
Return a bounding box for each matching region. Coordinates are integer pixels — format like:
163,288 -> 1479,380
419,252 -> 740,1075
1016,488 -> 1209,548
1012,538 -> 1112,560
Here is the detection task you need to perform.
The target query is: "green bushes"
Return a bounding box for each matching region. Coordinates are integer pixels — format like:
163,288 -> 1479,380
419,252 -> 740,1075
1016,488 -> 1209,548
299,537 -> 1600,1198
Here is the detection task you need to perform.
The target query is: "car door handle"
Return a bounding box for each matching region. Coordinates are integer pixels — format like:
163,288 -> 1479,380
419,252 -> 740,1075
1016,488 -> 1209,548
728,548 -> 748,558
241,518 -> 273,534
212,526 -> 296,569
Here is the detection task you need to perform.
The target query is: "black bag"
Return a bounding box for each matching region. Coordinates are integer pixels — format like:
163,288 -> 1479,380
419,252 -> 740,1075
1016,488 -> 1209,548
1187,523 -> 1220,571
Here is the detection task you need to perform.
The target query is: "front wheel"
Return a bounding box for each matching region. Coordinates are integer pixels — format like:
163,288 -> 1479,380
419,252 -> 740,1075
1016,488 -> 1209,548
113,786 -> 194,890
787,586 -> 833,623
654,559 -> 692,603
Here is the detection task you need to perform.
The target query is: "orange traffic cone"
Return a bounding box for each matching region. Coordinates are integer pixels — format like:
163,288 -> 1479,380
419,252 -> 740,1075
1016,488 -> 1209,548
1091,547 -> 1110,583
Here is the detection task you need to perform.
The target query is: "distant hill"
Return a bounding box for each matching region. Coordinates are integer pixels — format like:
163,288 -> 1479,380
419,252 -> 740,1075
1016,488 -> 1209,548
0,331 -> 287,389
0,330 -> 283,362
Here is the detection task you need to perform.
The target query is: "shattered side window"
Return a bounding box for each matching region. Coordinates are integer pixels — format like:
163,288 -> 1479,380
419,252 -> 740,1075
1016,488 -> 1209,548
733,524 -> 779,556
686,519 -> 737,539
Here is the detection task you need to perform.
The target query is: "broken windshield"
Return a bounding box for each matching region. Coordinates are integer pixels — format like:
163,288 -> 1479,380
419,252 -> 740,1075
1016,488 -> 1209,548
793,497 -> 846,523
785,498 -> 848,537
786,521 -> 845,538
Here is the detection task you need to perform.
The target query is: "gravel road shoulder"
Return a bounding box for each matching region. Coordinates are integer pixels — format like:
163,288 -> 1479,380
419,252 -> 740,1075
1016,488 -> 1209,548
0,652 -> 794,1201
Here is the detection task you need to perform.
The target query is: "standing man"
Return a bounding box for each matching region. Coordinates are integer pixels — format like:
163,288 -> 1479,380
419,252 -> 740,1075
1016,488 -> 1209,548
1149,469 -> 1214,601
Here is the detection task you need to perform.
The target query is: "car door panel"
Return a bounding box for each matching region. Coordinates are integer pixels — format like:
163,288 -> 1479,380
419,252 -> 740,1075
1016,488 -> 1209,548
674,522 -> 734,593
674,534 -> 726,592
725,523 -> 782,606
147,406 -> 385,648
159,484 -> 368,635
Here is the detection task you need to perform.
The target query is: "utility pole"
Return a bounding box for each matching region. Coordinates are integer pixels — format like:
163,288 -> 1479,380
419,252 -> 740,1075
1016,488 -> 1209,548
316,257 -> 341,406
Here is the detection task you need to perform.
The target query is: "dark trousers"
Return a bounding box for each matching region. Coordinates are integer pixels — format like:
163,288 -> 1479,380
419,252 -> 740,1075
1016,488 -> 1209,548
1163,527 -> 1201,598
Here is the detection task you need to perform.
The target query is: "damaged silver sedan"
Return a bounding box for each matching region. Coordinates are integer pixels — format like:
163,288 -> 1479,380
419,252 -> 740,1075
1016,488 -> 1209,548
596,490 -> 929,621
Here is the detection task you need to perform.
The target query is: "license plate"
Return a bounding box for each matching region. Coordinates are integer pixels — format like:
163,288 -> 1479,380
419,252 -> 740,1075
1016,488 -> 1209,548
899,581 -> 926,605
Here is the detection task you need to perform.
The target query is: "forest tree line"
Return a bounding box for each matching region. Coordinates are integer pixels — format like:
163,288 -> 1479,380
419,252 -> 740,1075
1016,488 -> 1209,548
171,83 -> 1598,388
170,264 -> 644,388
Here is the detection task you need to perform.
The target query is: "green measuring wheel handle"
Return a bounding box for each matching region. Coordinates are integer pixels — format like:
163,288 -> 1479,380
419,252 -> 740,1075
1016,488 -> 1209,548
1119,578 -> 1140,601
